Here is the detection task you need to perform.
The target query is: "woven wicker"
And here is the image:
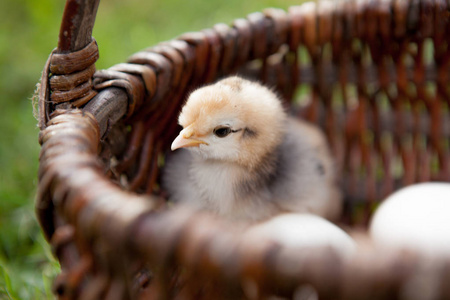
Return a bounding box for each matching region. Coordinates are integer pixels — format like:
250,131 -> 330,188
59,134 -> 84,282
36,0 -> 450,299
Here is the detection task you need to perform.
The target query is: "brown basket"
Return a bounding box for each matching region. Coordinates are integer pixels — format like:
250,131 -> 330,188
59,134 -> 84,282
36,0 -> 450,299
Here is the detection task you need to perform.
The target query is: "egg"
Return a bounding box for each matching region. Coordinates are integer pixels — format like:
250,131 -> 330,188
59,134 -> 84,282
370,182 -> 450,257
243,213 -> 356,257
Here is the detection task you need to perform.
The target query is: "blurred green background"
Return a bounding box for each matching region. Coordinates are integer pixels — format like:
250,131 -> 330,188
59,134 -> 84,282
0,0 -> 302,298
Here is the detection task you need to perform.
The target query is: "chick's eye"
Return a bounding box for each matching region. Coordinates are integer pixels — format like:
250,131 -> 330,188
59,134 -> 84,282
213,126 -> 231,138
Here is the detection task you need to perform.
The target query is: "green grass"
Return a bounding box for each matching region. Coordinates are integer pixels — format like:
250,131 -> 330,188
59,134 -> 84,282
0,0 -> 305,298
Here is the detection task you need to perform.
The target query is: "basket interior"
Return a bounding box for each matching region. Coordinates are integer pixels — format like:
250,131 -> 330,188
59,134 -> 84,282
96,4 -> 450,226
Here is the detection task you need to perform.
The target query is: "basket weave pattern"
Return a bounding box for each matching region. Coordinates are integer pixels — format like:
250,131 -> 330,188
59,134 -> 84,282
37,0 -> 450,299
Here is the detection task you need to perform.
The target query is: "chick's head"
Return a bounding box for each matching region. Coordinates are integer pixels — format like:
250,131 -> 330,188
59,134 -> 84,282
172,76 -> 287,169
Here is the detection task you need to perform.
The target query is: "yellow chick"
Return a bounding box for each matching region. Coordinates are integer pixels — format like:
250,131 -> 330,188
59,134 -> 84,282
163,76 -> 341,222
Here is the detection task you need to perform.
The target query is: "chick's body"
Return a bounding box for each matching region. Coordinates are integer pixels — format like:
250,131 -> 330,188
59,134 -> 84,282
163,77 -> 341,222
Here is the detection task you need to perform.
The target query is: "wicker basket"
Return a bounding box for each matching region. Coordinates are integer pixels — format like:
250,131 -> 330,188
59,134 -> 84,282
36,0 -> 450,299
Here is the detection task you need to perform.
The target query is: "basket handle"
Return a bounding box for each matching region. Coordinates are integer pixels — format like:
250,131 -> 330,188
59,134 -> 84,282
59,0 -> 129,136
58,0 -> 100,52
39,0 -> 125,133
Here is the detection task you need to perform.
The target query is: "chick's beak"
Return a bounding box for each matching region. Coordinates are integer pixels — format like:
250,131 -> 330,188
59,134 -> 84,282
171,126 -> 208,151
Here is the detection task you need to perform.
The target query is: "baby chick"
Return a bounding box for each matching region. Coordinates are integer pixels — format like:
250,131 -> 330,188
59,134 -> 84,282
163,76 -> 341,222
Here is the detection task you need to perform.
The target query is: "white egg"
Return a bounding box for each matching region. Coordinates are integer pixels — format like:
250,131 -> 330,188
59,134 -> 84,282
370,182 -> 450,257
244,213 -> 356,257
